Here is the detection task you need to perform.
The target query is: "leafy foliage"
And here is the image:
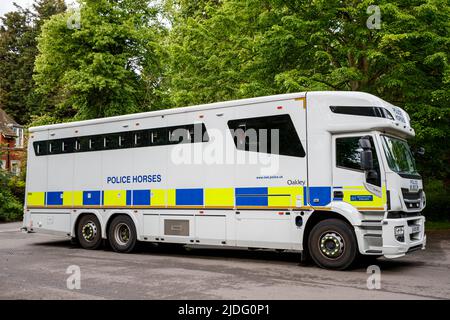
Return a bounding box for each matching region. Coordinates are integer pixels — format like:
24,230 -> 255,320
0,0 -> 66,124
34,0 -> 166,120
163,0 -> 450,216
0,164 -> 23,222
0,0 -> 449,220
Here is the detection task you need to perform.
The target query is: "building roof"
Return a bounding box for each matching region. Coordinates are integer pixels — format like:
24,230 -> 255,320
0,107 -> 21,138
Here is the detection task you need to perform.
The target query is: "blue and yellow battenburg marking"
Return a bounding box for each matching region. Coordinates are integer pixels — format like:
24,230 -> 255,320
333,186 -> 386,209
205,188 -> 234,207
28,186 -> 305,208
26,185 -> 385,210
26,192 -> 46,206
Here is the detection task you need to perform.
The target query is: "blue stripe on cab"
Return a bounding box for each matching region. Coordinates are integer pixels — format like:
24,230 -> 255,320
47,192 -> 63,206
308,187 -> 332,206
133,190 -> 150,206
176,189 -> 203,206
83,191 -> 102,206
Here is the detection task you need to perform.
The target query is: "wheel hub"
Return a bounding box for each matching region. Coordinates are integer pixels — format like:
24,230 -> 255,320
114,223 -> 130,246
319,232 -> 345,259
82,222 -> 97,242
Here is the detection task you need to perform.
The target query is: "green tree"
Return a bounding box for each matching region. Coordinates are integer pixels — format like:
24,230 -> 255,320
34,0 -> 165,120
0,151 -> 23,222
163,0 -> 262,107
168,0 -> 222,19
0,0 -> 66,124
164,0 -> 450,189
34,0 -> 67,28
256,0 -> 450,188
0,6 -> 35,124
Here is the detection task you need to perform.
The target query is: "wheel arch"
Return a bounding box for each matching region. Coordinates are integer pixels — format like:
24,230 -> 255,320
105,212 -> 139,239
72,211 -> 104,238
303,209 -> 358,254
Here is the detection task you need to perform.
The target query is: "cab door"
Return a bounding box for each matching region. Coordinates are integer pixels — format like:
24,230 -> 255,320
332,133 -> 386,211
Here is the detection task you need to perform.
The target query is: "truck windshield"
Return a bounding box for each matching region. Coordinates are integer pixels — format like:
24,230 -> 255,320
381,135 -> 420,178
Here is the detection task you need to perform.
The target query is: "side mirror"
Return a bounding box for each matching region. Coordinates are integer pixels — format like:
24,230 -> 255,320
416,147 -> 425,156
359,137 -> 372,149
360,149 -> 374,170
359,137 -> 373,171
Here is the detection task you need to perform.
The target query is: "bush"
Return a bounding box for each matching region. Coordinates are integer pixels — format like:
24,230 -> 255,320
0,171 -> 24,222
423,179 -> 450,222
8,176 -> 26,205
0,190 -> 23,222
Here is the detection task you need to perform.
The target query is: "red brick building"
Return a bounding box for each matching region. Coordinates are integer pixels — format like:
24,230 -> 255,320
0,108 -> 25,175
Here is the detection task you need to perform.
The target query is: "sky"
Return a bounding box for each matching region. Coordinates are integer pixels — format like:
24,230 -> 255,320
0,0 -> 78,17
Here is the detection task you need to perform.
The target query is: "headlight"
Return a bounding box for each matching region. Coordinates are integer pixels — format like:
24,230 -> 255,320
394,226 -> 404,236
422,191 -> 426,208
395,226 -> 405,242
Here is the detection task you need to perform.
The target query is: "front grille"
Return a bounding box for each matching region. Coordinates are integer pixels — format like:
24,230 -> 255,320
387,211 -> 421,219
401,188 -> 422,200
401,188 -> 422,210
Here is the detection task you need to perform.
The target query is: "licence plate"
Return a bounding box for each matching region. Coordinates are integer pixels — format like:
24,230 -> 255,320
409,180 -> 419,192
411,225 -> 421,233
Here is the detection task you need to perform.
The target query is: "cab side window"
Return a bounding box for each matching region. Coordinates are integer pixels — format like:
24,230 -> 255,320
336,136 -> 381,186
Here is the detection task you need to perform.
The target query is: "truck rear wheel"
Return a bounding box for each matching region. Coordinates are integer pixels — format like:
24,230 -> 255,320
77,214 -> 102,250
108,215 -> 137,253
308,218 -> 357,270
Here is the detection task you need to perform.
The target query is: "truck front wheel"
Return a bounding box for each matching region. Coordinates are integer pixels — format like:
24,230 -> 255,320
308,219 -> 357,270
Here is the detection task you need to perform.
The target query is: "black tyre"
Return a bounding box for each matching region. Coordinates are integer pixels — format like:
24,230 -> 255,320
77,214 -> 103,250
108,215 -> 137,253
308,219 -> 358,270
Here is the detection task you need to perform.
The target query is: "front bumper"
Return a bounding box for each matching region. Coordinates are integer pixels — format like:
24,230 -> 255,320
381,216 -> 426,258
356,215 -> 426,258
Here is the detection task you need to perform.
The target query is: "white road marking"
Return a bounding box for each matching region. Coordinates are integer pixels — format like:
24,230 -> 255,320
0,229 -> 20,233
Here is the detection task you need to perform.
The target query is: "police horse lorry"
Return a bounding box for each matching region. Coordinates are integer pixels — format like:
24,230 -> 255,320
22,91 -> 426,270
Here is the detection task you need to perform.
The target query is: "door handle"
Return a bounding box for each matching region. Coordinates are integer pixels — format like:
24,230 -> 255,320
333,191 -> 344,199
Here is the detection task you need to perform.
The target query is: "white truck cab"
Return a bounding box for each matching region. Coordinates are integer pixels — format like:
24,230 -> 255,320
307,91 -> 426,262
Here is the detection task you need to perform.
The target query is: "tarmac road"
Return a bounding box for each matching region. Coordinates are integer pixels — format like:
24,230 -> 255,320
0,222 -> 449,300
